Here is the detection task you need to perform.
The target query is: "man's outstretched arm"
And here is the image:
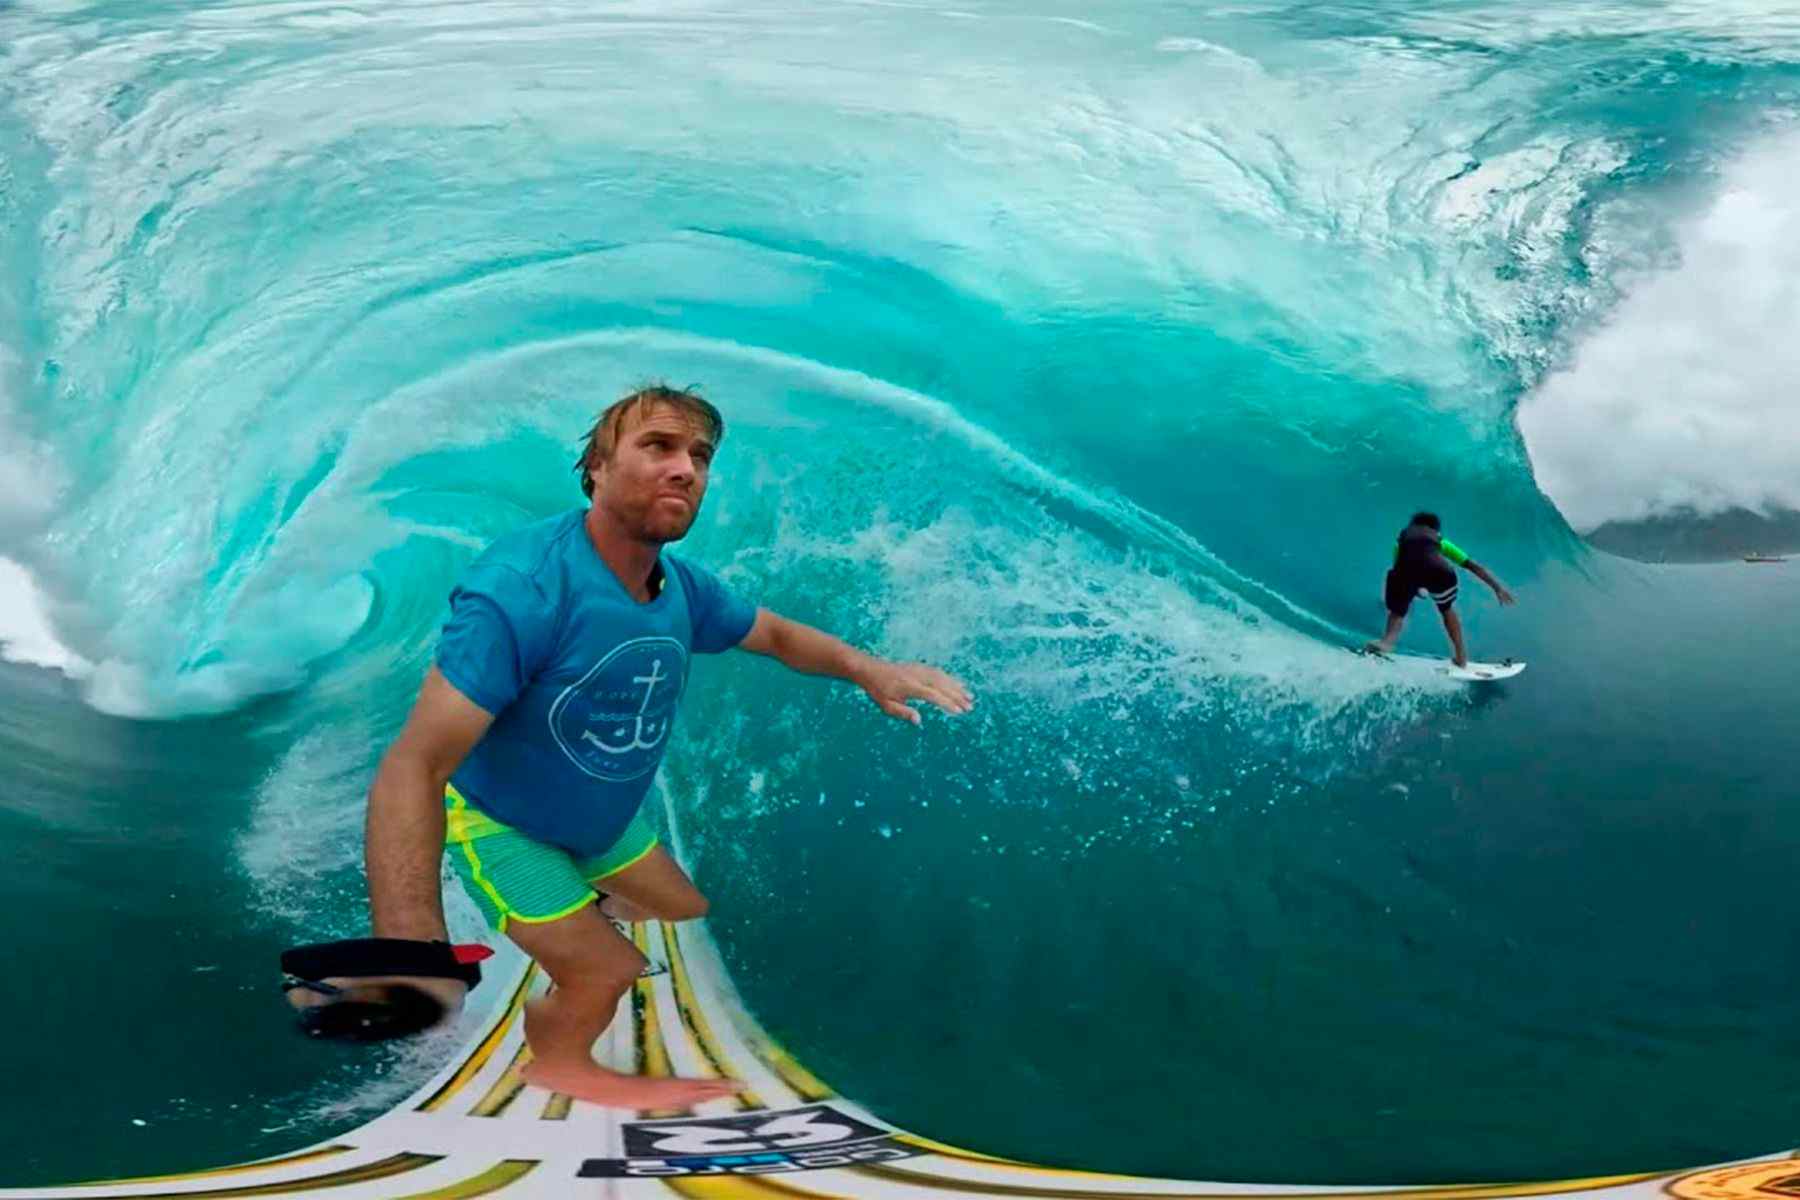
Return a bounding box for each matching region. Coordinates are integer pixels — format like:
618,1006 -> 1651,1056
1463,560 -> 1516,606
736,608 -> 973,725
365,667 -> 495,940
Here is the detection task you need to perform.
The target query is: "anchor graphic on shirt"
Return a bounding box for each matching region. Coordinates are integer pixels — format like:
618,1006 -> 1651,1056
578,659 -> 670,755
549,636 -> 687,782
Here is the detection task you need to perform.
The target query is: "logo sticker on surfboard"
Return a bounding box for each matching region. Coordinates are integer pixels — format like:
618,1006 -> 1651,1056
1668,1161 -> 1800,1200
578,1104 -> 924,1177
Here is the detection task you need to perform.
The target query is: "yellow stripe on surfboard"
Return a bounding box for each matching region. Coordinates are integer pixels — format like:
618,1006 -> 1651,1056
661,921 -> 764,1110
79,1152 -> 443,1199
72,1146 -> 356,1188
415,964 -> 537,1114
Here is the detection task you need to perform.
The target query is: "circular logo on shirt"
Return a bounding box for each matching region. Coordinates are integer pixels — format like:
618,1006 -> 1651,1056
548,637 -> 688,782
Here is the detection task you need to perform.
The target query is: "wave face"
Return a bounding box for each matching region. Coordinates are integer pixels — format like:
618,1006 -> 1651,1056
2,0 -> 1798,1187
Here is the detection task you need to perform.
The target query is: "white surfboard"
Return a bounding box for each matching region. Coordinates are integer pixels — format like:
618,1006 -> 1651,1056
1442,658 -> 1526,681
1361,646 -> 1526,682
10,909 -> 1789,1200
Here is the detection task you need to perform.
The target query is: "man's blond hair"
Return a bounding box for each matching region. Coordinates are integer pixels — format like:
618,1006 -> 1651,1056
575,385 -> 724,498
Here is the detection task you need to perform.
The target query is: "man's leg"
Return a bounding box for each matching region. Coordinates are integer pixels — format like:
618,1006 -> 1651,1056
1438,605 -> 1468,667
508,903 -> 738,1108
594,847 -> 707,924
1364,612 -> 1405,655
446,800 -> 735,1109
1367,569 -> 1411,654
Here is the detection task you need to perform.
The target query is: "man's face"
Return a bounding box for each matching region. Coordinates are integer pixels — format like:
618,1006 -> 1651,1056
589,403 -> 716,544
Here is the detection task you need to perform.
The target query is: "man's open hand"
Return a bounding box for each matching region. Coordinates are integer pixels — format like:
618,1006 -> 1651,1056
855,660 -> 974,726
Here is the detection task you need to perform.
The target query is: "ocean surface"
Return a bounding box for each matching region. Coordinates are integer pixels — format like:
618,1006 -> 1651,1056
1,0 -> 1797,1187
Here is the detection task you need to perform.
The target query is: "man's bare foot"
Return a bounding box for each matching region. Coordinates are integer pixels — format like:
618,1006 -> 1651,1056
522,1059 -> 741,1110
1362,640 -> 1393,656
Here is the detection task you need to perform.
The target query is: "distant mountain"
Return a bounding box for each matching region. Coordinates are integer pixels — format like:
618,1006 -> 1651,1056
1583,506 -> 1800,564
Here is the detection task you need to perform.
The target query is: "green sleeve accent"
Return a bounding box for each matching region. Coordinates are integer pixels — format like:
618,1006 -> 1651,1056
1440,537 -> 1470,566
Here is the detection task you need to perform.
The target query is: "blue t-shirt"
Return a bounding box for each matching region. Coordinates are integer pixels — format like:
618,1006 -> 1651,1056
436,509 -> 756,855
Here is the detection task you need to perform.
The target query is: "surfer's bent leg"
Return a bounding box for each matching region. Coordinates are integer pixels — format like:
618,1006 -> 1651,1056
443,796 -> 738,1109
591,847 -> 707,924
572,803 -> 705,924
507,904 -> 738,1108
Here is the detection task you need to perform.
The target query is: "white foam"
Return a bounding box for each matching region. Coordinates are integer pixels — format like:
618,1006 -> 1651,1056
0,343 -> 84,677
0,556 -> 91,677
1154,36 -> 1262,67
1518,128 -> 1800,530
1395,3 -> 1800,57
752,506 -> 1459,760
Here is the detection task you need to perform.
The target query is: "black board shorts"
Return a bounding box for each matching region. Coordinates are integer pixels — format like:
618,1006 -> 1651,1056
1385,562 -> 1458,616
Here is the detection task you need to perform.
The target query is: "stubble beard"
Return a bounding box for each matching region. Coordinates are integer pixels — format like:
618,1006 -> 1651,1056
628,498 -> 697,545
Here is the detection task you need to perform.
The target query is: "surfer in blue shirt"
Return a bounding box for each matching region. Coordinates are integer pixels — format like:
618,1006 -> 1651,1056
361,386 -> 974,1110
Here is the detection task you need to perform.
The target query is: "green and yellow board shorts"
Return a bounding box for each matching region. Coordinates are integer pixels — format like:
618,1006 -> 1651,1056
443,784 -> 660,933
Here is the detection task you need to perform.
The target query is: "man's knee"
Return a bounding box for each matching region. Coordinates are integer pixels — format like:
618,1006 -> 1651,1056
654,892 -> 708,922
539,942 -> 647,995
507,908 -> 645,991
593,846 -> 710,922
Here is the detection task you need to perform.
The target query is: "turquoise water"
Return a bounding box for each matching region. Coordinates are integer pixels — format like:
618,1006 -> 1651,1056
1,0 -> 1798,1187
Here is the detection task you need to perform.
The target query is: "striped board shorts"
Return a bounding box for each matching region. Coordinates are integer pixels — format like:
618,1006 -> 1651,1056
443,784 -> 659,933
